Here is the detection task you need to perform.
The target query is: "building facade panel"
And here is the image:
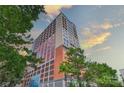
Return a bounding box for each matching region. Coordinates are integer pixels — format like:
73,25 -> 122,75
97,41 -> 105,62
54,45 -> 64,80
55,14 -> 63,49
22,12 -> 80,87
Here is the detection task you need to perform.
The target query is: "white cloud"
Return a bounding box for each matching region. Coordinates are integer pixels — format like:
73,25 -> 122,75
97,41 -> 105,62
113,22 -> 124,28
100,21 -> 113,30
96,46 -> 111,52
80,21 -> 114,49
91,21 -> 113,30
44,5 -> 72,15
81,32 -> 111,49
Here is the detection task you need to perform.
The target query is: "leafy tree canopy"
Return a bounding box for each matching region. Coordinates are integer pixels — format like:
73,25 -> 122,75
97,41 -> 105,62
84,62 -> 122,87
60,48 -> 122,87
0,5 -> 45,86
60,48 -> 86,87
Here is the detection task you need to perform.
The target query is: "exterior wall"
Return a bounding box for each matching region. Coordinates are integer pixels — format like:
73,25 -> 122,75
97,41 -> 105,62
55,14 -> 63,48
22,13 -> 80,87
61,13 -> 80,48
54,45 -> 64,80
120,69 -> 124,79
22,19 -> 56,87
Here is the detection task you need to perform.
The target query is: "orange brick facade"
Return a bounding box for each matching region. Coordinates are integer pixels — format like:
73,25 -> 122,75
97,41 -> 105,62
54,45 -> 64,80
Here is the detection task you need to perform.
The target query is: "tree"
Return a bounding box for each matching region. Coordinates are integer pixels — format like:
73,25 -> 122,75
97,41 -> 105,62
60,48 -> 86,87
60,48 -> 122,87
0,6 -> 45,86
84,62 -> 122,87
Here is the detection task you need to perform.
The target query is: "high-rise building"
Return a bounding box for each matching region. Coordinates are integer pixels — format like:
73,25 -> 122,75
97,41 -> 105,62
22,12 -> 80,87
120,69 -> 124,79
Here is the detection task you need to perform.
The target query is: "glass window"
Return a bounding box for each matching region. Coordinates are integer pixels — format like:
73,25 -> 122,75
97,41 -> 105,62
40,79 -> 43,83
46,63 -> 49,66
37,71 -> 40,74
49,77 -> 53,81
45,67 -> 49,71
50,71 -> 54,75
41,69 -> 44,73
41,74 -> 44,78
50,65 -> 54,70
42,64 -> 45,68
44,78 -> 48,82
45,73 -> 48,77
50,60 -> 54,64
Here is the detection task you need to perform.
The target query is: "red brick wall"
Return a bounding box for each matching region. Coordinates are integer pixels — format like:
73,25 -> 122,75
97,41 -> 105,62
54,45 -> 64,80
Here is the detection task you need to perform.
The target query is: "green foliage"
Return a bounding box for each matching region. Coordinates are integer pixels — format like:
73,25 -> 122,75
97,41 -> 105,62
59,48 -> 122,87
60,48 -> 86,75
0,5 -> 45,86
0,44 -> 26,86
60,48 -> 86,87
84,62 -> 122,87
0,5 -> 45,45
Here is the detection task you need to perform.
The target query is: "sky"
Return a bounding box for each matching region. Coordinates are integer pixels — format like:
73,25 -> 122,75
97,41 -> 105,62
30,5 -> 124,74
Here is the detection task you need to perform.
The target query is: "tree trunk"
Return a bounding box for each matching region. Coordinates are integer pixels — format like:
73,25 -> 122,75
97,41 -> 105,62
8,80 -> 16,87
77,76 -> 82,87
64,73 -> 67,86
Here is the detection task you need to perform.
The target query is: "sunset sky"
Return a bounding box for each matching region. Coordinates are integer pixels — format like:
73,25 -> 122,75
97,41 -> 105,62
30,5 -> 124,73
